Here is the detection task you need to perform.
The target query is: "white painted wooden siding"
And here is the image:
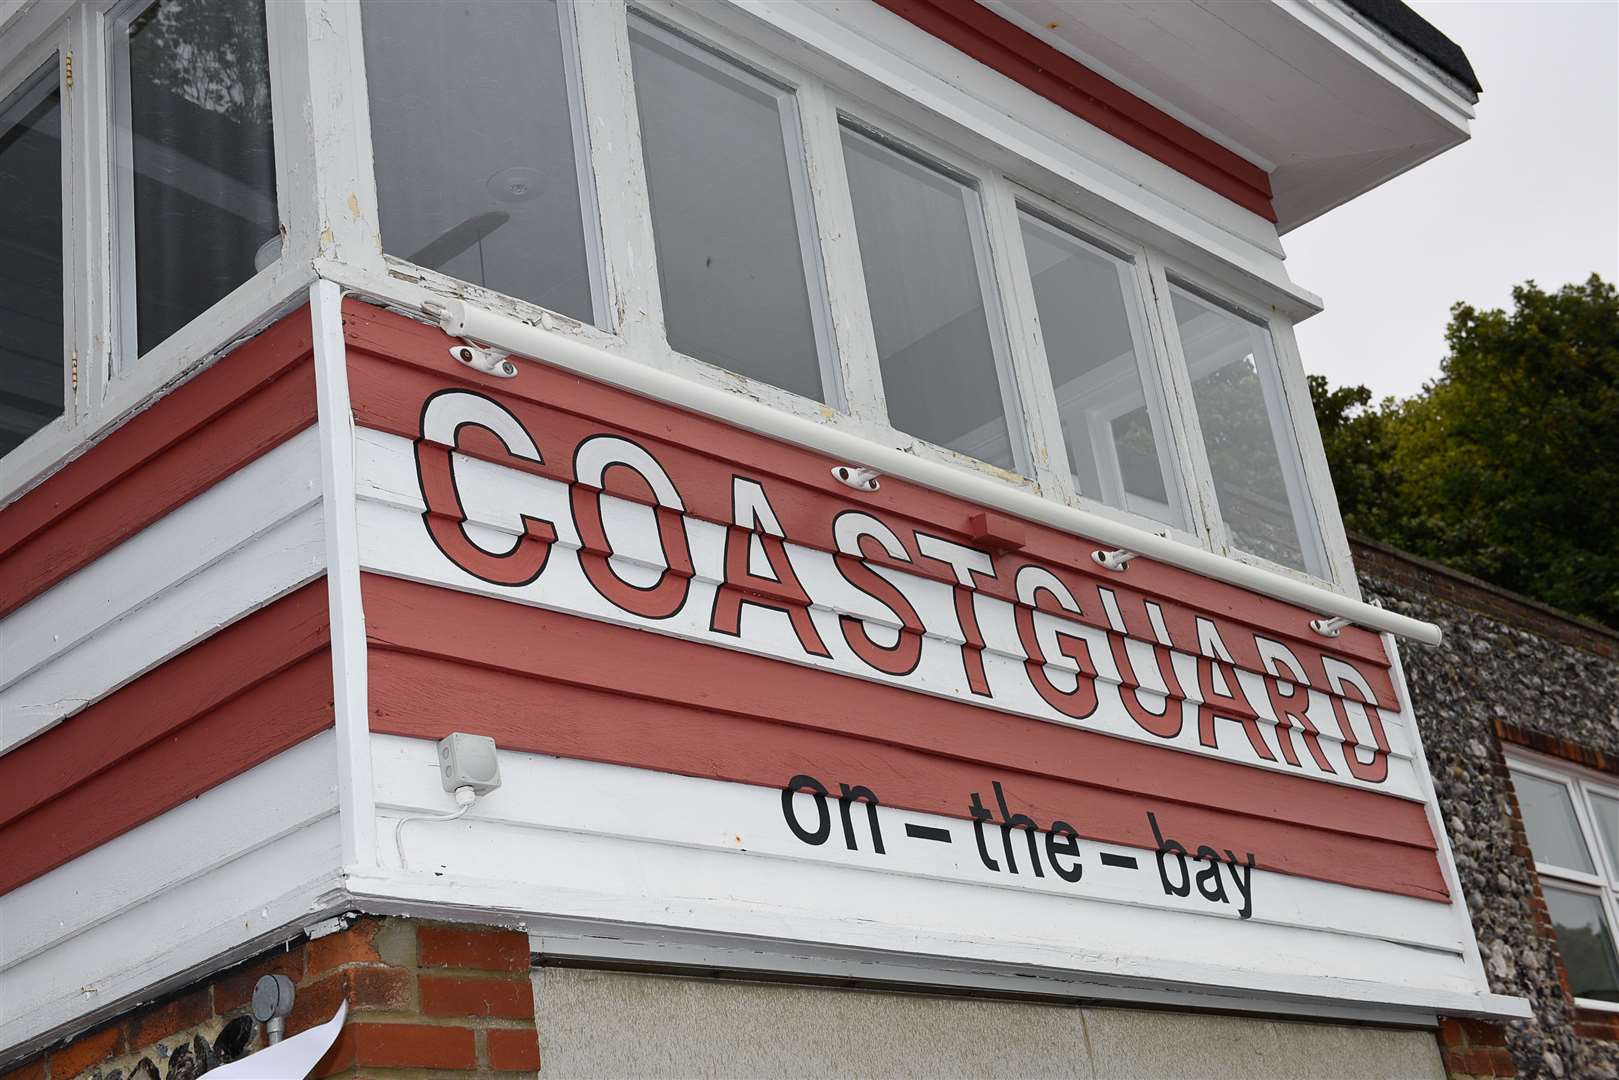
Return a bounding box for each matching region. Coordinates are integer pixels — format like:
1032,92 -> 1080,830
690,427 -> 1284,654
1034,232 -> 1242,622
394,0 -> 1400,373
365,734 -> 1507,1018
352,428 -> 1423,797
0,733 -> 341,1050
0,429 -> 326,754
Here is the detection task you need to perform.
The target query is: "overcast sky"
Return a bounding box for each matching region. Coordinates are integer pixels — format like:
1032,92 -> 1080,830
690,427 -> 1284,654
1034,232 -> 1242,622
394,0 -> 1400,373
1284,0 -> 1619,400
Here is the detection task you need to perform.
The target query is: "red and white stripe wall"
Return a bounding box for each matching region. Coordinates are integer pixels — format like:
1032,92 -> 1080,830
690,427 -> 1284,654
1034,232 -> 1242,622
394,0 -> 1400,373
0,287 -> 1521,1057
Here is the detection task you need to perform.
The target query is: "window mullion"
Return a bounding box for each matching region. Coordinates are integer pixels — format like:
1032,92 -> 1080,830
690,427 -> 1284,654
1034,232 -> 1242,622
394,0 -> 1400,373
60,12 -> 88,430
261,0 -> 316,281
979,173 -> 1070,501
794,81 -> 889,435
304,0 -> 382,274
571,0 -> 666,359
1143,254 -> 1225,554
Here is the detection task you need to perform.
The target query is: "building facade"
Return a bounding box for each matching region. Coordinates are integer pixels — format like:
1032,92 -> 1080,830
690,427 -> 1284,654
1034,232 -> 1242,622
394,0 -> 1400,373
0,0 -> 1521,1076
1356,539 -> 1619,1080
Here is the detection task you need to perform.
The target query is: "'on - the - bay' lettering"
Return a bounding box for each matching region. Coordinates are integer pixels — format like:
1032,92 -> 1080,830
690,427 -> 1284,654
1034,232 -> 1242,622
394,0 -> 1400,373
414,388 -> 1393,787
781,774 -> 1256,919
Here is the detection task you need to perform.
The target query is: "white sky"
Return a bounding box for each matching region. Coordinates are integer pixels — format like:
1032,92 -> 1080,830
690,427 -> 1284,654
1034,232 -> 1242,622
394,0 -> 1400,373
1284,0 -> 1619,400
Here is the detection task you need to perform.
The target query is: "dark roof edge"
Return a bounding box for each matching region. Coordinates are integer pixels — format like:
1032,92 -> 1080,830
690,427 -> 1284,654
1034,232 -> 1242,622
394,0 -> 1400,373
1338,0 -> 1482,95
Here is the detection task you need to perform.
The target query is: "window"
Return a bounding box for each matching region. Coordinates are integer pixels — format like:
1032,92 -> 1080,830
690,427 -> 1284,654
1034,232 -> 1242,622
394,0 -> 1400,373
842,124 -> 1020,472
629,14 -> 833,402
0,1 -> 1351,594
1509,757 -> 1619,1005
0,57 -> 65,457
1017,209 -> 1186,528
111,0 -> 280,358
1171,284 -> 1324,574
362,0 -> 599,325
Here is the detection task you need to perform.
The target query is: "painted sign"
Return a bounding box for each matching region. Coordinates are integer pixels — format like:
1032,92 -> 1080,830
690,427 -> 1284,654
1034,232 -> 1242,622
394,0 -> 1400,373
339,304 -> 1503,1015
410,385 -> 1406,796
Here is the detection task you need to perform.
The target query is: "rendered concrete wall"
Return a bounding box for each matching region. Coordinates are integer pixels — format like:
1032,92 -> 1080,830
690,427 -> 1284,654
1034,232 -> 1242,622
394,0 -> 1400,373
533,967 -> 1447,1079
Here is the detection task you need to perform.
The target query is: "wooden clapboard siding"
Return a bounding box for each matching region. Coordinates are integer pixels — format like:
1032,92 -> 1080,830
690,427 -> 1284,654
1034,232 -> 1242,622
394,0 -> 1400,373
341,302 -> 1396,703
0,583 -> 333,896
0,428 -> 326,754
0,306 -> 316,618
0,734 -> 341,1054
364,574 -> 1445,901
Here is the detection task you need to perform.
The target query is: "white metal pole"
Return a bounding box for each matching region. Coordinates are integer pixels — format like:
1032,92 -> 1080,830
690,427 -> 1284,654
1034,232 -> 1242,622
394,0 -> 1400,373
431,297 -> 1442,645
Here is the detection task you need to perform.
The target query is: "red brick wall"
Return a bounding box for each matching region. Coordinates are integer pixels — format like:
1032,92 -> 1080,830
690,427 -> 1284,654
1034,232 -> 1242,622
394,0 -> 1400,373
1438,1017 -> 1515,1079
0,917 -> 540,1080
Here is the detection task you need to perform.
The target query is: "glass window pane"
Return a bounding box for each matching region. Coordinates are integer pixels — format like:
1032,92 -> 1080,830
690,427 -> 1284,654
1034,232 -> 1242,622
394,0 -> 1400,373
842,126 -> 1016,471
1544,884 -> 1619,1002
1511,768 -> 1597,873
118,0 -> 279,357
1172,286 -> 1319,573
630,17 -> 829,402
0,60 -> 64,457
364,0 -> 594,324
1019,212 -> 1182,527
1590,792 -> 1619,879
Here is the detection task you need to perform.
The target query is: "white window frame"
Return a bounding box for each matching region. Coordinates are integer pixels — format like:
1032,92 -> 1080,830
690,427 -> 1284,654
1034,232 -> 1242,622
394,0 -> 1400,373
1507,751 -> 1619,1013
995,190 -> 1201,543
624,7 -> 843,412
0,0 -> 317,504
0,0 -> 1356,602
323,0 -> 1345,583
830,112 -> 1035,482
1149,255 -> 1344,584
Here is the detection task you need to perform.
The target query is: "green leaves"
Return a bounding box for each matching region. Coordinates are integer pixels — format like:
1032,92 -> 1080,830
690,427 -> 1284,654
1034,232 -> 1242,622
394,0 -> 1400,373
1311,275 -> 1619,628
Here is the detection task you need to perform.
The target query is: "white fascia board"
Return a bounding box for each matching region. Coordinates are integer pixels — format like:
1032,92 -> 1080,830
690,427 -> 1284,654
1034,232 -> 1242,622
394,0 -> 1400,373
1295,0 -> 1479,123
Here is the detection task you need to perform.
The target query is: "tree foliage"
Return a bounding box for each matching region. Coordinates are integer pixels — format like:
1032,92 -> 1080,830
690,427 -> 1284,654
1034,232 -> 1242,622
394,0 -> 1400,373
1311,275 -> 1619,628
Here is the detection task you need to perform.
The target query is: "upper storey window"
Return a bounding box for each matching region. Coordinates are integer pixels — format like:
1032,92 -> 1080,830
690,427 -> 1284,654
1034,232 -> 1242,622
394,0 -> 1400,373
1171,285 -> 1328,576
344,1 -> 1337,585
1016,210 -> 1185,530
0,59 -> 65,458
0,0 -> 1345,595
628,14 -> 833,403
0,59 -> 64,459
362,0 -> 598,325
842,124 -> 1020,472
0,0 -> 295,486
112,0 -> 279,357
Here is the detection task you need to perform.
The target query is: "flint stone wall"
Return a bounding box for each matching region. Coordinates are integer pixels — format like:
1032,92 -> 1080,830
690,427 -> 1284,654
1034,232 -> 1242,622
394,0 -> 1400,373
1353,538 -> 1619,1080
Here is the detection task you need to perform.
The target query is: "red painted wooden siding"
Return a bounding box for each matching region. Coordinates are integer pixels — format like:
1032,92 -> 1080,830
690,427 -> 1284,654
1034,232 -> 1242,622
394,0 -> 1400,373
0,582 -> 332,895
0,308 -> 316,618
345,302 -> 1446,903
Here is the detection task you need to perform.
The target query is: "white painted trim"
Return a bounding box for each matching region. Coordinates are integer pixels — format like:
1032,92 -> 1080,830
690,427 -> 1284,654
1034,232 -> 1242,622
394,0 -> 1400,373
1503,749 -> 1619,1001
424,295 -> 1438,645
311,279 -> 376,872
525,919 -> 1464,1027
978,0 -> 1276,174
1294,0 -> 1478,120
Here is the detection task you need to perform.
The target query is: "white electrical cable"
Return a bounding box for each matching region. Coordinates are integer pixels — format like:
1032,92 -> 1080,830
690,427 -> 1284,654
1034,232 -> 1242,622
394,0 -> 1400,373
394,785 -> 477,871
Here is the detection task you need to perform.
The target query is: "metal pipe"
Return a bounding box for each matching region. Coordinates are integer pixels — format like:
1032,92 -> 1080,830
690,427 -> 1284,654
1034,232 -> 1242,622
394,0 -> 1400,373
430,298 -> 1442,646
